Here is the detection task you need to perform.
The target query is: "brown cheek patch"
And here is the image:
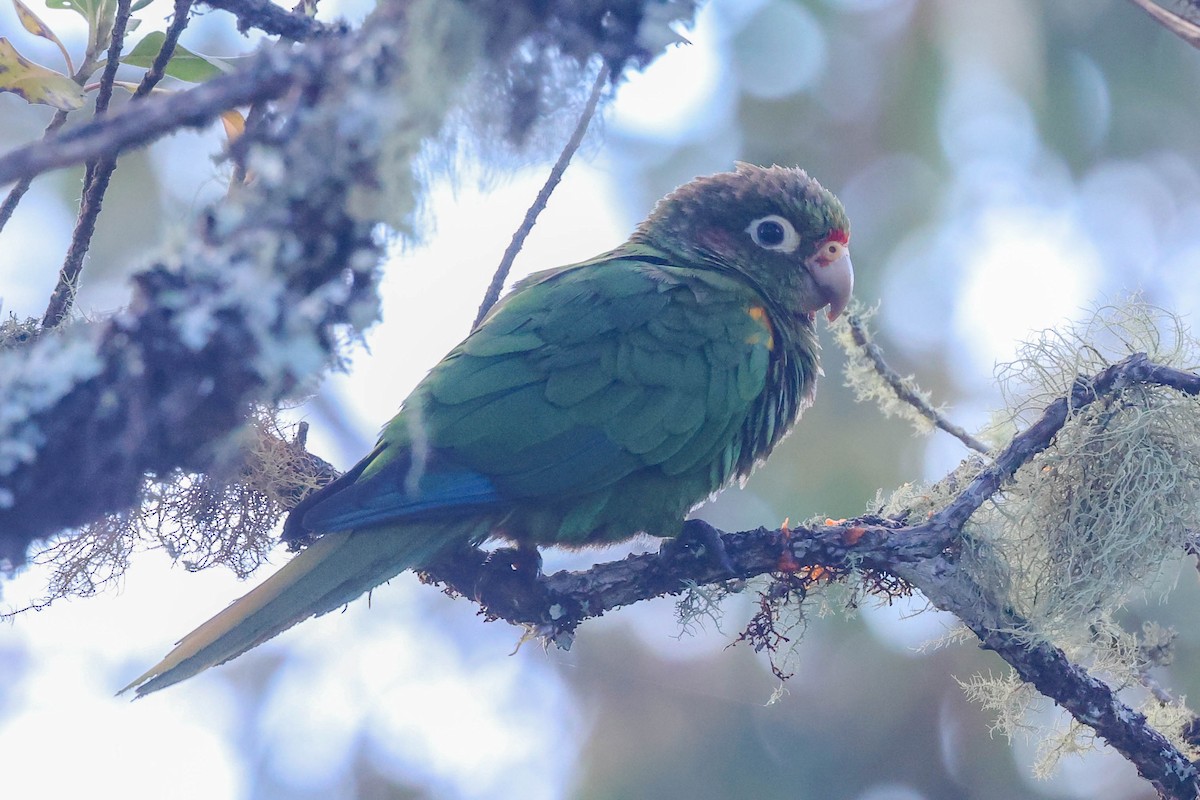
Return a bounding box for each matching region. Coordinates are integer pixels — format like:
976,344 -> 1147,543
697,227 -> 738,254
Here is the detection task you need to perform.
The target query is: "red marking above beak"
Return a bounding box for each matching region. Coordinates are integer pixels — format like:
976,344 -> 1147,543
817,252 -> 853,321
805,235 -> 854,321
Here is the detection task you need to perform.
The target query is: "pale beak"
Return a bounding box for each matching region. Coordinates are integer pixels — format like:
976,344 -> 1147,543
808,251 -> 854,321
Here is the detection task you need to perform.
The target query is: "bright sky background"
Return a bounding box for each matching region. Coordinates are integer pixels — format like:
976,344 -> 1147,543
0,0 -> 1177,798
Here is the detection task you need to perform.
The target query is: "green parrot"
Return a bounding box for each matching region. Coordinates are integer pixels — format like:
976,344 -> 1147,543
123,163 -> 853,696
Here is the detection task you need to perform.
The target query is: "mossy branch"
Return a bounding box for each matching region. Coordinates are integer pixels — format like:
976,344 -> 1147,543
840,311 -> 990,453
0,0 -> 693,564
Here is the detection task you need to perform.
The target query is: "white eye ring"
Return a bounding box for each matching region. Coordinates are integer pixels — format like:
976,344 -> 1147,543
746,214 -> 801,253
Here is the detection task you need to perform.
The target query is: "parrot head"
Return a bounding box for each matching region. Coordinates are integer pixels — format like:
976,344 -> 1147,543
634,163 -> 853,322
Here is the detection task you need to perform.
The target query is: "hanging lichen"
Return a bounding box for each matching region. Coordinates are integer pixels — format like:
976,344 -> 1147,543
5,409 -> 327,615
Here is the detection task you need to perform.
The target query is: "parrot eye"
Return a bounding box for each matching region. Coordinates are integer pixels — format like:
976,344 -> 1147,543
747,215 -> 801,253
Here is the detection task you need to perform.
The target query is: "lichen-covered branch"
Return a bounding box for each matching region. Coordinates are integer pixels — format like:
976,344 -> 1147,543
0,3 -> 389,560
0,41 -> 307,188
897,556 -> 1199,800
202,0 -> 337,40
842,312 -> 990,453
1,0 -> 699,564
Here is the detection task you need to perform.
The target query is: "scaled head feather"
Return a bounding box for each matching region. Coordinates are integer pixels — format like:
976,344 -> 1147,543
634,163 -> 853,322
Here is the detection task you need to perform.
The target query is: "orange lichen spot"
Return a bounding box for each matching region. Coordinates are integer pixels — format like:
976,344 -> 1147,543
747,305 -> 774,350
799,565 -> 831,582
842,526 -> 867,546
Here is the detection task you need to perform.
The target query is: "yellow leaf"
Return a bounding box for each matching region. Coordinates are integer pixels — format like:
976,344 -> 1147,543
220,109 -> 245,141
0,37 -> 85,110
12,0 -> 74,74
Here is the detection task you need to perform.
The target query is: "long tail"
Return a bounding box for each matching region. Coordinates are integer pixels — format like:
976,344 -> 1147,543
122,520 -> 471,697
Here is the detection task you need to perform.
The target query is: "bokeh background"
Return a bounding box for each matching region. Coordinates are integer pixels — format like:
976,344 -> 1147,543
3,0 -> 1200,798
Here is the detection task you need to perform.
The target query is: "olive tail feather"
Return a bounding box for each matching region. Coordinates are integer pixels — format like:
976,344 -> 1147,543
121,522 -> 460,697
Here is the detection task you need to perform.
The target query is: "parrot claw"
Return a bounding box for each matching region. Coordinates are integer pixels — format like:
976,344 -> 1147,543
483,544 -> 543,578
473,544 -> 545,611
661,519 -> 736,577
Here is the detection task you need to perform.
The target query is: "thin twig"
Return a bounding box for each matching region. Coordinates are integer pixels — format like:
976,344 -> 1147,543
91,0 -> 132,120
42,0 -> 136,329
472,65 -> 609,328
0,42 -> 305,188
44,0 -> 196,329
132,0 -> 196,98
1126,0 -> 1200,49
0,111 -> 70,234
846,313 -> 991,454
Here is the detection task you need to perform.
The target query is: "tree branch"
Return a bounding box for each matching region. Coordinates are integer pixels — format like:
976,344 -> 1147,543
418,352 -> 1200,800
0,41 -> 306,188
1126,0 -> 1200,49
0,2 -> 435,562
203,0 -> 336,40
43,0 -> 141,329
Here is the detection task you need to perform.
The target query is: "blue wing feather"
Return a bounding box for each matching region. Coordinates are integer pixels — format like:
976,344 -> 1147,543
301,449 -> 502,531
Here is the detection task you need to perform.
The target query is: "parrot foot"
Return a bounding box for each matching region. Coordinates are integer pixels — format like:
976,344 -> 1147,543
661,519 -> 736,577
473,544 -> 546,615
481,544 -> 544,580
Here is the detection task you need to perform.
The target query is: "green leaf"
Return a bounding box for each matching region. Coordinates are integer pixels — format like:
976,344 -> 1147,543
43,0 -> 105,23
121,31 -> 233,83
45,0 -> 116,60
0,36 -> 85,109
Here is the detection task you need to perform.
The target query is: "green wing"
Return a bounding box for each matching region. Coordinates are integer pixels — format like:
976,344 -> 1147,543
302,246 -> 788,542
422,248 -> 774,489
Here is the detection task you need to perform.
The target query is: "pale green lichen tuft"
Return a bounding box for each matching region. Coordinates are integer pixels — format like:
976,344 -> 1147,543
958,669 -> 1106,778
997,298 -> 1200,426
873,454 -> 988,524
957,670 -> 1044,741
964,301 -> 1200,647
832,302 -> 939,436
954,299 -> 1200,775
1032,718 -> 1097,779
0,315 -> 42,349
675,579 -> 728,638
1141,695 -> 1200,761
